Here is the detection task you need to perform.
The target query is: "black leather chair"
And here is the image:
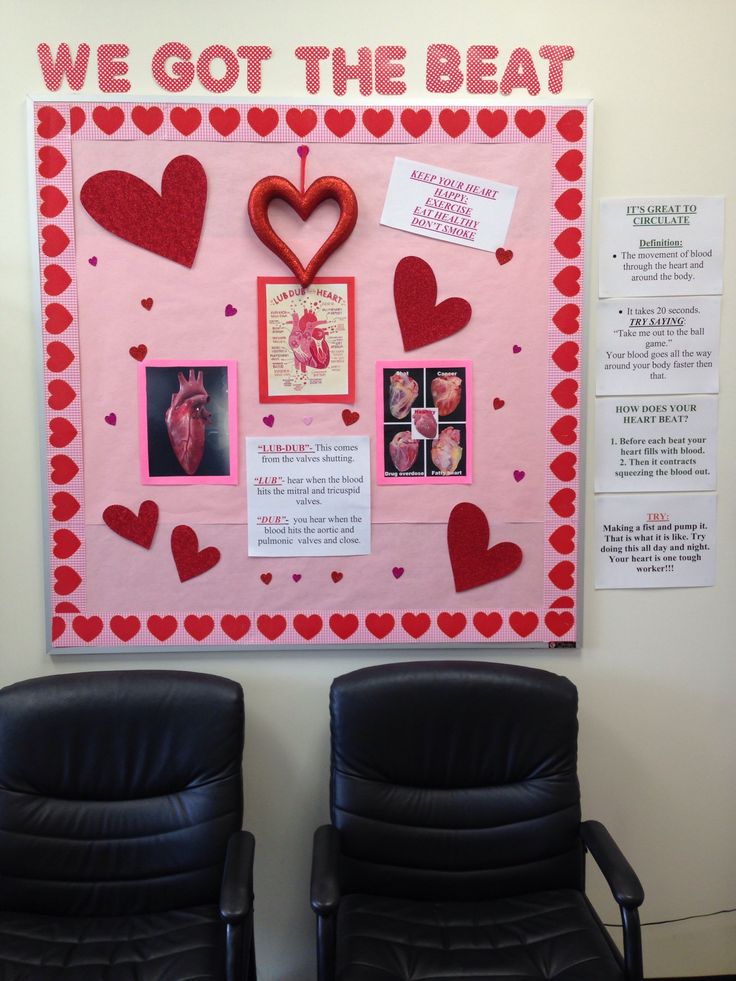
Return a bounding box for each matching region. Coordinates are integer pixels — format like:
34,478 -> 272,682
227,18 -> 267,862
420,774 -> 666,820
0,670 -> 255,980
311,661 -> 644,981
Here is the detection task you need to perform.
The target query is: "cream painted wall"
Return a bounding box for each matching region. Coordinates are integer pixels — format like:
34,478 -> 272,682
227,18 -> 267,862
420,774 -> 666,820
1,1 -> 734,977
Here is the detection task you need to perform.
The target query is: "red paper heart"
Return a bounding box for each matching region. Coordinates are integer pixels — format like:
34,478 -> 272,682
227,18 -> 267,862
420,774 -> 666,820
38,146 -> 67,178
103,500 -> 159,549
549,560 -> 575,590
401,108 -> 432,138
330,570 -> 343,583
324,108 -> 356,138
515,108 -> 545,137
257,614 -> 287,640
70,107 -> 86,134
556,110 -> 584,142
550,487 -> 576,517
439,108 -> 469,138
247,106 -> 279,137
54,565 -> 81,595
551,379 -> 578,409
41,225 -> 70,257
493,397 -> 505,410
545,610 -> 575,637
554,227 -> 582,259
148,615 -> 178,641
40,186 -> 68,218
73,615 -> 103,642
552,341 -> 579,372
329,613 -> 359,639
509,611 -> 538,637
171,525 -> 220,582
549,524 -> 575,554
286,108 -> 317,136
54,601 -> 79,612
550,596 -> 575,609
495,248 -> 513,265
45,303 -> 73,334
341,409 -> 359,426
44,264 -> 71,296
50,454 -> 78,485
248,174 -> 358,288
556,149 -> 584,181
365,612 -> 395,639
555,188 -> 582,220
46,341 -> 74,372
362,108 -> 393,138
52,491 -> 79,521
110,615 -> 141,641
550,452 -> 577,482
131,105 -> 163,134
554,266 -> 581,297
52,616 -> 66,641
92,106 -> 124,134
447,502 -> 523,593
52,529 -> 80,559
49,417 -> 77,448
80,155 -> 207,268
472,611 -> 503,638
170,107 -> 201,135
221,614 -> 251,640
401,612 -> 431,638
551,414 -> 578,445
37,106 -> 66,139
294,613 -> 323,640
394,256 -> 472,351
437,611 -> 466,638
129,344 -> 147,361
48,379 -> 76,410
209,107 -> 240,136
553,303 -> 580,334
184,614 -> 214,640
140,297 -> 153,311
260,572 -> 273,585
476,108 -> 507,138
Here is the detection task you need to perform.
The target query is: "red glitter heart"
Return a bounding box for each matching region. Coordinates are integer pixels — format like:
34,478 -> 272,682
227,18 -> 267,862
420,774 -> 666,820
341,409 -> 359,426
103,499 -> 159,549
394,256 -> 472,351
171,525 -> 220,582
80,155 -> 207,268
248,173 -> 358,288
129,344 -> 147,361
495,248 -> 513,265
447,502 -> 523,593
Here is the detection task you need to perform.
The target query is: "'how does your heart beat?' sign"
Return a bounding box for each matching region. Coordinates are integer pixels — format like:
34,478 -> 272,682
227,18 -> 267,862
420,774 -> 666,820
37,43 -> 576,95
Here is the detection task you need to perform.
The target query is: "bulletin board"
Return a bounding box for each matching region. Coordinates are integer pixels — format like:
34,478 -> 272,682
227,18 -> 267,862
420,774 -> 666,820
32,99 -> 589,651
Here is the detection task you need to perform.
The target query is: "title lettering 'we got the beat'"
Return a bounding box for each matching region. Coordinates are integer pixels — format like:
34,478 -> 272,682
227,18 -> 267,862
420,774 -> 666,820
37,42 -> 575,95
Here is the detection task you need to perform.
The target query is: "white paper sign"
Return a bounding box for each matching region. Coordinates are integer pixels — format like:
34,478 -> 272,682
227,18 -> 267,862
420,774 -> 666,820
595,395 -> 717,492
595,493 -> 716,588
599,196 -> 724,297
596,295 -> 721,395
246,436 -> 371,556
380,157 -> 517,252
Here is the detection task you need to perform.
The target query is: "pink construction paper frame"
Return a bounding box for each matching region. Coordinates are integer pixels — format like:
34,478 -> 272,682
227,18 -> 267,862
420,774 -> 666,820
31,100 -> 589,652
138,359 -> 238,485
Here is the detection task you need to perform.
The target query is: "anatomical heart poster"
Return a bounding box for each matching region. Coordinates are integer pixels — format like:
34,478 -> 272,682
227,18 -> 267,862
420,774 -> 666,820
32,100 -> 589,651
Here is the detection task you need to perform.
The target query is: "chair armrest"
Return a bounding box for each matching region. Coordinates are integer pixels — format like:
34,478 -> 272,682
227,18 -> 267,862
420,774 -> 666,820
311,824 -> 341,915
220,830 -> 256,923
581,820 -> 644,909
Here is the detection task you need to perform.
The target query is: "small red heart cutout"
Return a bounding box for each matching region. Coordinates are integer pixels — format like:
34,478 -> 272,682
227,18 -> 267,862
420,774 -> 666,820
362,108 -> 394,138
394,256 -> 472,351
184,614 -> 214,640
257,614 -> 287,640
342,409 -> 359,426
438,108 -> 469,137
556,110 -> 584,142
331,570 -> 343,583
131,105 -> 163,134
148,615 -> 178,641
550,596 -> 575,609
550,452 -> 577,482
555,188 -> 582,220
37,106 -> 66,139
140,297 -> 153,311
70,106 -> 86,134
92,106 -> 124,134
437,612 -> 466,638
209,107 -> 240,136
247,107 -> 279,137
551,379 -> 578,409
129,344 -> 147,361
41,225 -> 70,258
509,611 -> 538,638
329,613 -> 359,640
294,613 -> 323,640
52,491 -> 79,521
550,487 -> 576,517
515,108 -> 545,137
472,611 -> 503,638
170,107 -> 201,135
476,108 -> 507,138
46,341 -> 74,372
48,379 -> 76,410
285,108 -> 317,137
44,303 -> 73,334
103,500 -> 159,549
324,108 -> 356,138
401,612 -> 431,639
53,529 -> 80,559
171,525 -> 220,582
551,414 -> 578,446
40,186 -> 68,218
38,146 -> 67,179
553,304 -> 580,334
49,417 -> 77,448
260,572 -> 273,585
110,615 -> 142,641
545,610 -> 575,637
50,454 -> 78,485
549,525 -> 575,554
365,612 -> 395,639
556,150 -> 584,182
493,397 -> 505,410
552,341 -> 579,372
401,108 -> 432,138
447,502 -> 522,592
54,565 -> 81,595
549,560 -> 575,590
221,614 -> 251,640
554,266 -> 581,297
73,615 -> 103,642
495,248 -> 513,265
554,227 -> 582,259
44,264 -> 71,296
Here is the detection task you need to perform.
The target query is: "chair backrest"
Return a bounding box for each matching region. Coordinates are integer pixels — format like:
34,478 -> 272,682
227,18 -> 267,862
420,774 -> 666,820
330,660 -> 584,901
0,670 -> 244,915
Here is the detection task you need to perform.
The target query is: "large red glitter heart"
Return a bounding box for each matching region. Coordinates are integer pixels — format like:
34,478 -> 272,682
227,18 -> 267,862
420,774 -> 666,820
247,175 -> 358,288
80,155 -> 207,268
394,256 -> 472,351
447,502 -> 522,593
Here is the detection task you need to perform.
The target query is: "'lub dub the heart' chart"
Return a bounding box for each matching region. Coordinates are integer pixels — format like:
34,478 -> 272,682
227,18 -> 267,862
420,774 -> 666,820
32,101 -> 589,651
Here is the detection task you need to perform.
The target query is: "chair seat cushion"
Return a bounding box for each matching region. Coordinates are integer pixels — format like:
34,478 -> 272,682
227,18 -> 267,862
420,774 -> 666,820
0,905 -> 225,981
336,889 -> 626,981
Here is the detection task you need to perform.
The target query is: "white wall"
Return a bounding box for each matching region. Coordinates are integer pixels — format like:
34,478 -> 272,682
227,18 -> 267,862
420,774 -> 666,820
1,1 -> 734,977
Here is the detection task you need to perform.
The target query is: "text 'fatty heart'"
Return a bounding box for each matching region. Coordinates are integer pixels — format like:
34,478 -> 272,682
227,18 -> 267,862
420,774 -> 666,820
247,174 -> 357,287
80,155 -> 207,268
447,502 -> 522,593
394,256 -> 472,351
